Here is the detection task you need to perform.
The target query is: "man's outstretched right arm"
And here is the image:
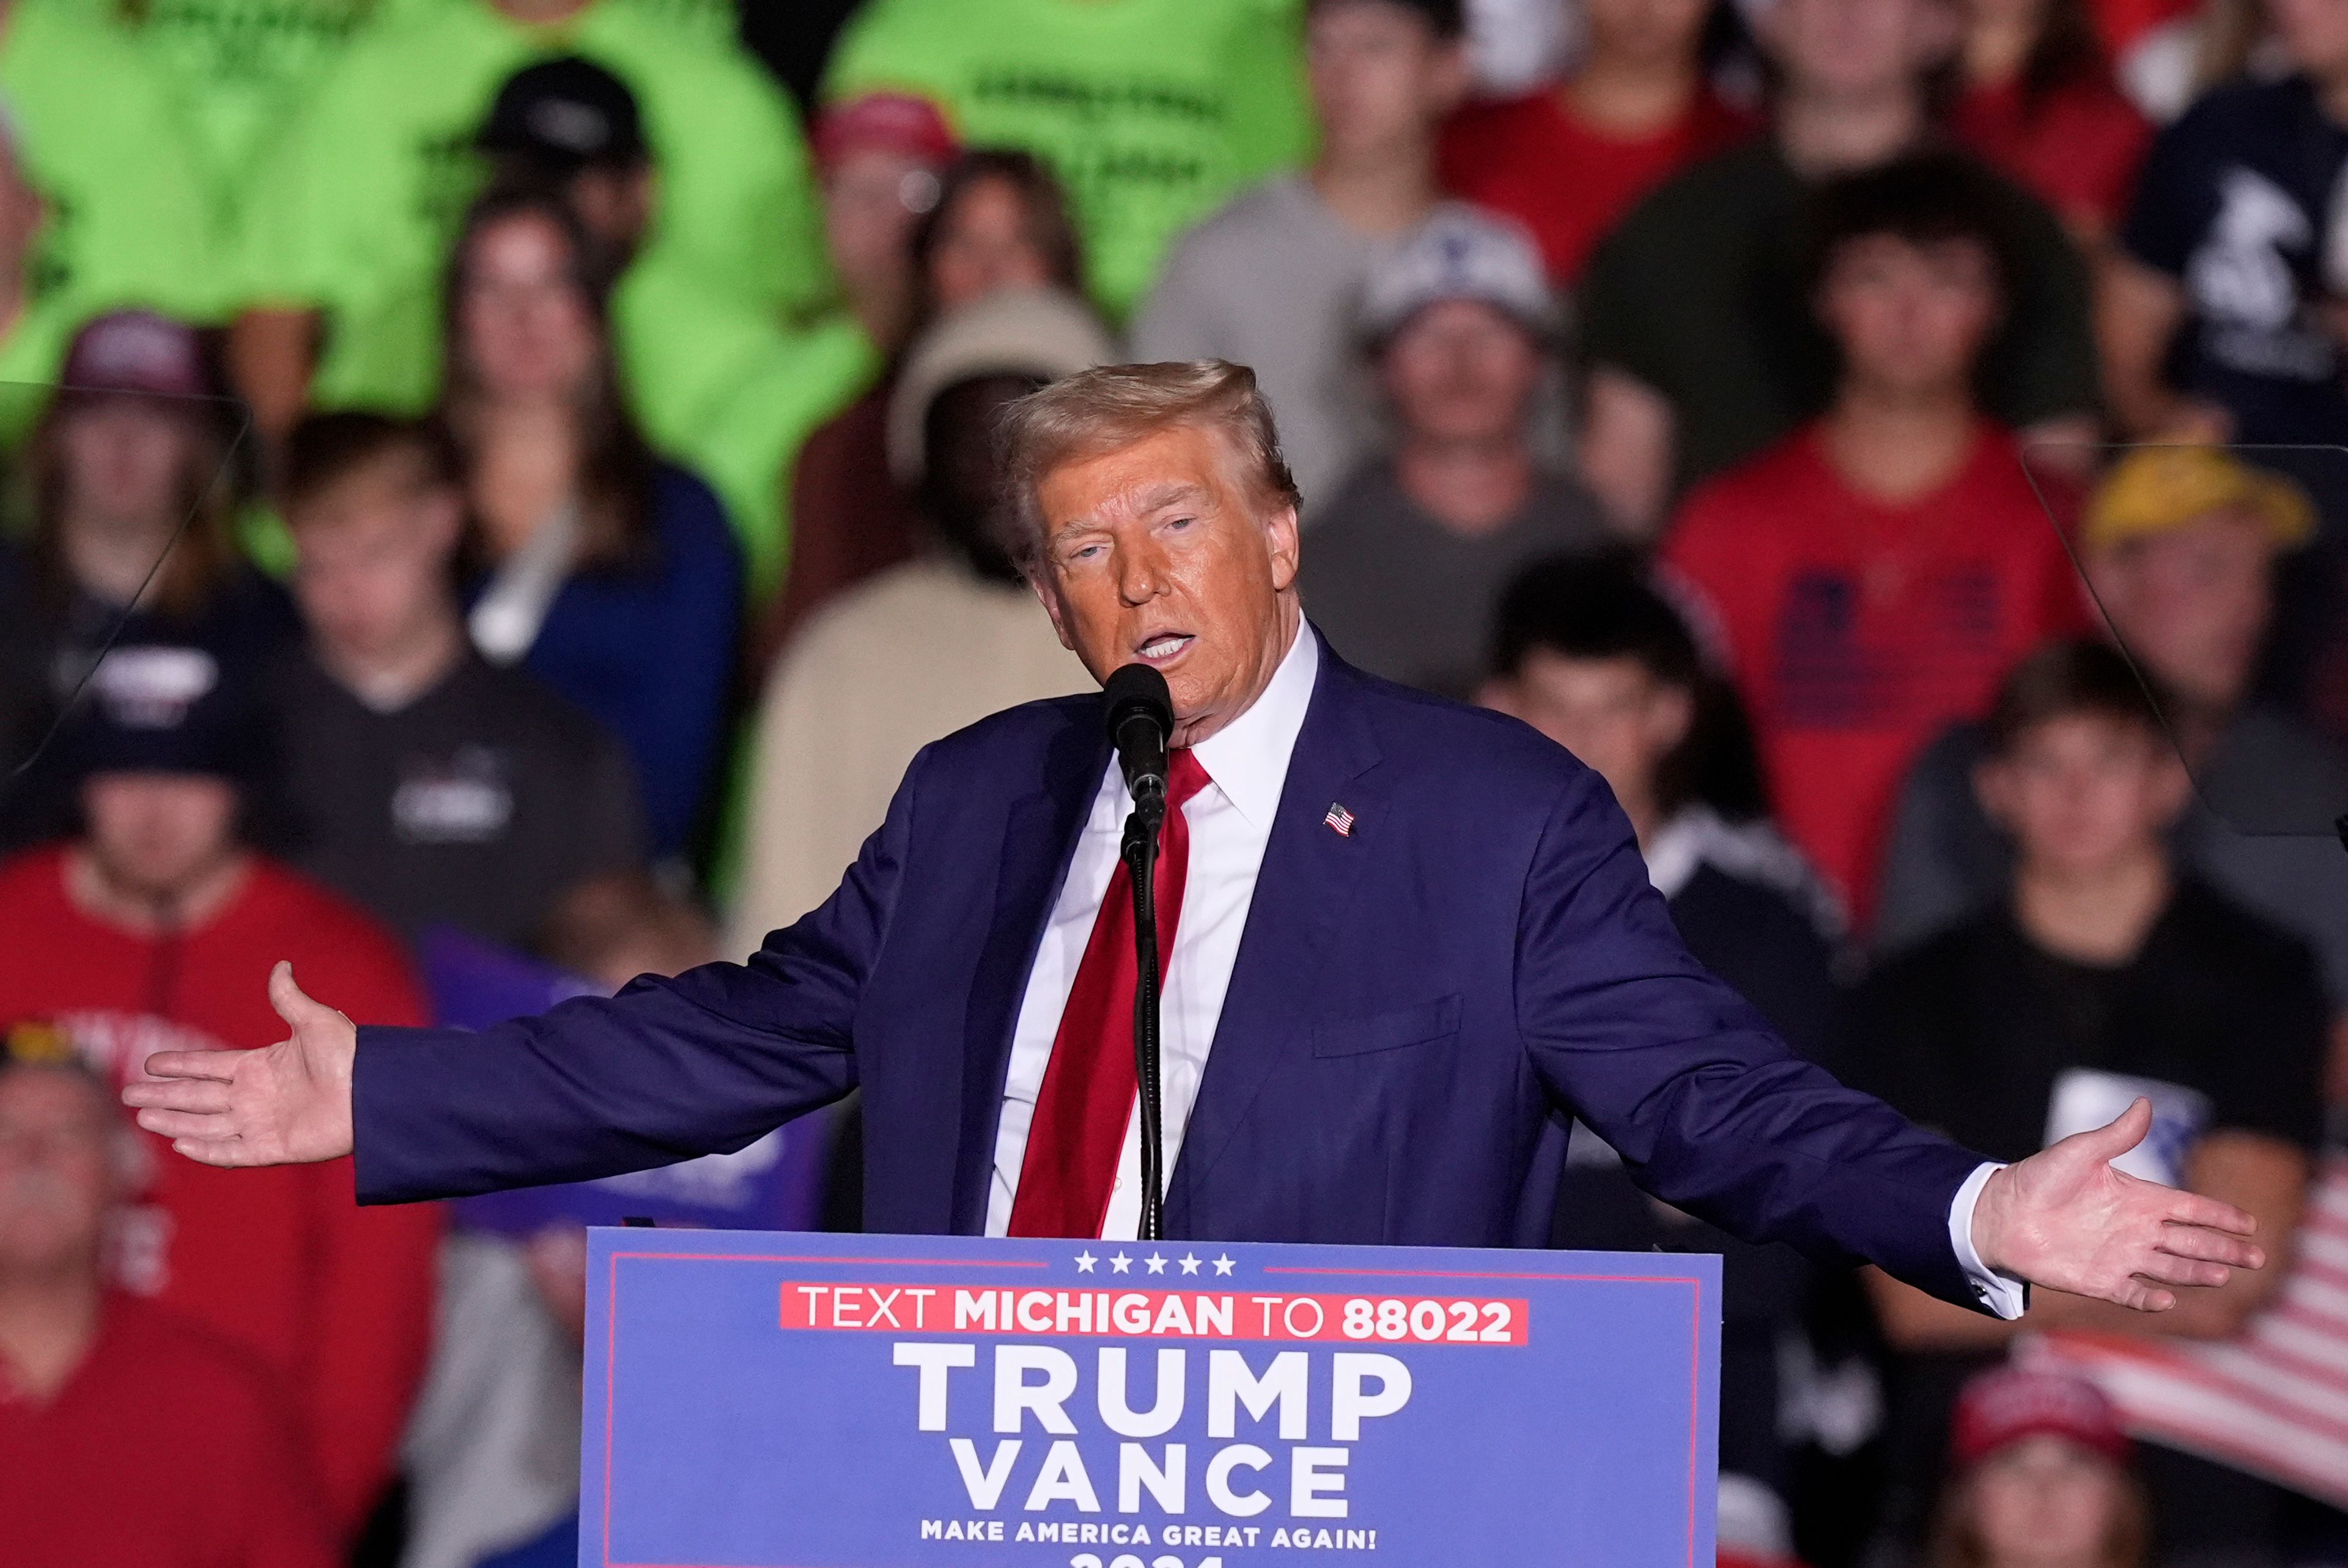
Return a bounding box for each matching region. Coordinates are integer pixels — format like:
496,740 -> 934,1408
128,749 -> 925,1202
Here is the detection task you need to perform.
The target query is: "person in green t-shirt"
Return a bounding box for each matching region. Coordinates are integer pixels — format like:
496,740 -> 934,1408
0,109 -> 101,441
820,0 -> 1311,320
670,312 -> 878,603
231,0 -> 825,439
115,0 -> 377,246
0,0 -> 231,325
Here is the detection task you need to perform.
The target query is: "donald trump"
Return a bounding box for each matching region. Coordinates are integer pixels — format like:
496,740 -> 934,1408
128,361 -> 2259,1323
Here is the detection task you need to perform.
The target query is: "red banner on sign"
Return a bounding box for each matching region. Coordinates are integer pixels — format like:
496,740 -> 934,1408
780,1282 -> 1531,1347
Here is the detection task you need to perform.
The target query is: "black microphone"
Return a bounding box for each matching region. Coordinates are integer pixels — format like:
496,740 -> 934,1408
1102,663 -> 1174,807
1104,661 -> 1176,1241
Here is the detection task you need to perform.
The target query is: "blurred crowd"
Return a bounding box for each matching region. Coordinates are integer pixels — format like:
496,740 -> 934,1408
3,0 -> 2348,1564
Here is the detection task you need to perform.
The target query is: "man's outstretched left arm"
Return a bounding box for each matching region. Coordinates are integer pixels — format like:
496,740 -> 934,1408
1516,769 -> 2261,1315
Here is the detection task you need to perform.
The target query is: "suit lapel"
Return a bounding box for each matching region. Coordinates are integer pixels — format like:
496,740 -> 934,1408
951,713 -> 1107,1233
1165,650 -> 1388,1229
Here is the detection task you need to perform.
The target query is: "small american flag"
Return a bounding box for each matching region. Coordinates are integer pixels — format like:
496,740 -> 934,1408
2023,1154 -> 2348,1507
1324,803 -> 1354,837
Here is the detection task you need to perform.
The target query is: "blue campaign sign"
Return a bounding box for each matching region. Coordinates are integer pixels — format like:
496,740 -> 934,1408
583,1228 -> 1719,1568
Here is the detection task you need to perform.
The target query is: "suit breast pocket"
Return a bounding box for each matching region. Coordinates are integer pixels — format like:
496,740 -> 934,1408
1310,994 -> 1463,1058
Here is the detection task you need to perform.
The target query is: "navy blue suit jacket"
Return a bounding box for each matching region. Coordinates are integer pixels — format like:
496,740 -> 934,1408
355,638 -> 1991,1305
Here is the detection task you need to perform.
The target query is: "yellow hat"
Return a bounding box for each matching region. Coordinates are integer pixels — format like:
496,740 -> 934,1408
2083,446 -> 2316,553
2,1020 -> 76,1066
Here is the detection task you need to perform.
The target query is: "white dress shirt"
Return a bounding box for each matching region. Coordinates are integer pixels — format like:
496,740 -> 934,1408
981,622 -> 2028,1317
987,622 -> 1320,1240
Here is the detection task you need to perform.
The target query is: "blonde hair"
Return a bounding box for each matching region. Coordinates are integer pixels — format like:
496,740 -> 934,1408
994,359 -> 1302,576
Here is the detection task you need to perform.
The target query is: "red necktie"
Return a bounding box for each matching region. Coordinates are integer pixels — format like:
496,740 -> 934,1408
1008,749 -> 1214,1238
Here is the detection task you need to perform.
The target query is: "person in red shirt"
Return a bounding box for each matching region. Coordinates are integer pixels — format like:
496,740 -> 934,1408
1951,0 -> 2150,243
0,1032 -> 334,1568
0,653 -> 439,1541
1437,0 -> 1754,284
759,144 -> 1084,675
1664,152 -> 2089,930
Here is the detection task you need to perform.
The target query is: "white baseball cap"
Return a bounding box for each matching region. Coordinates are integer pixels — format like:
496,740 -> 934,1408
886,285 -> 1117,488
1357,206 -> 1560,347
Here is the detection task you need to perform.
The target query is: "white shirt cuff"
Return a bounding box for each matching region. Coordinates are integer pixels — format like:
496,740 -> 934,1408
1949,1161 -> 2029,1320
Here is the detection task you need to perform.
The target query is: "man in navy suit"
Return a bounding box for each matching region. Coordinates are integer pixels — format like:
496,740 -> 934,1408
128,361 -> 2260,1320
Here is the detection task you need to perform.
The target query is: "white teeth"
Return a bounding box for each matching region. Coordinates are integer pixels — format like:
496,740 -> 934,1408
1141,636 -> 1189,659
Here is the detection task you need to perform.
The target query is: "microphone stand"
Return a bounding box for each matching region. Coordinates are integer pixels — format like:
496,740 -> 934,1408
1123,784 -> 1168,1242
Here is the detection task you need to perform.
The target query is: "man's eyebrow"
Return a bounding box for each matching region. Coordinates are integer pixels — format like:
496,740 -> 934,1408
1050,482 -> 1209,542
1131,481 -> 1206,513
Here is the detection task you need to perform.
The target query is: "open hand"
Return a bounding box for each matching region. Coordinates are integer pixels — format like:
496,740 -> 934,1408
121,961 -> 357,1167
1973,1098 -> 2264,1312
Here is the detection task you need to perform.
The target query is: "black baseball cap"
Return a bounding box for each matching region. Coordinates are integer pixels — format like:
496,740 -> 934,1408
477,56 -> 647,174
66,643 -> 265,785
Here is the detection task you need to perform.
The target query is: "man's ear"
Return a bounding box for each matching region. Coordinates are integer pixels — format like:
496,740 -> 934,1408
616,164 -> 660,243
1477,677 -> 1519,718
1646,684 -> 1696,756
1265,502 -> 1302,595
1028,567 -> 1079,655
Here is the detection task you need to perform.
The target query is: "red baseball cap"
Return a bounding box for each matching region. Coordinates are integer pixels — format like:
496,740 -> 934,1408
813,92 -> 959,174
1951,1367 -> 2131,1470
59,310 -> 214,400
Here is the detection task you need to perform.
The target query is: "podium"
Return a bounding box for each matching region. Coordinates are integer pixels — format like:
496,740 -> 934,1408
583,1228 -> 1720,1566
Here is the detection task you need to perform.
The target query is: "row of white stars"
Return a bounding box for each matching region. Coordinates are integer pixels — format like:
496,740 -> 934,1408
1072,1251 -> 1236,1277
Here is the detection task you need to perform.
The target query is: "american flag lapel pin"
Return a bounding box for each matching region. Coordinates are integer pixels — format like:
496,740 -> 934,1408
1323,802 -> 1355,837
